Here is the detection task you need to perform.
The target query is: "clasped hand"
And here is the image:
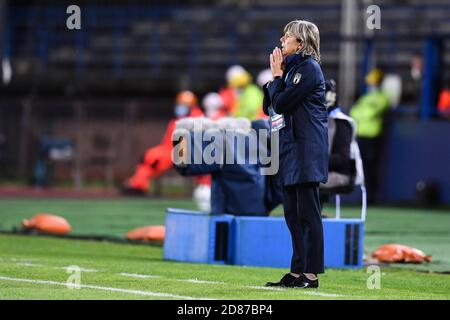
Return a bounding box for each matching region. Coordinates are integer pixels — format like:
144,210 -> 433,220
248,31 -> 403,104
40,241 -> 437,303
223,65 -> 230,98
270,47 -> 284,79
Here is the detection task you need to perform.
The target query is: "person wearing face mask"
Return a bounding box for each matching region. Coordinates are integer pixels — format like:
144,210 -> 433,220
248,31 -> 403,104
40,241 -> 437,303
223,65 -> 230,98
263,20 -> 328,289
202,92 -> 227,120
319,80 -> 365,219
350,69 -> 390,204
320,79 -> 356,190
122,90 -> 207,195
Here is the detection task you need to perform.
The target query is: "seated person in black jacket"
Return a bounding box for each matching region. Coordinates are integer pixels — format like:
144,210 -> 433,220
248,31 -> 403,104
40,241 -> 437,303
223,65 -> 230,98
321,79 -> 355,191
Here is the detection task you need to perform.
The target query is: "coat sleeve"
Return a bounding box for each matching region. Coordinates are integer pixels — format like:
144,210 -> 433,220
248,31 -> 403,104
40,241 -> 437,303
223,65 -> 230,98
267,63 -> 317,115
262,81 -> 272,116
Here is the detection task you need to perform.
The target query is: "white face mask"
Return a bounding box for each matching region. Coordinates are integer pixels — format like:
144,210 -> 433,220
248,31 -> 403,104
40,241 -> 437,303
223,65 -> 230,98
174,104 -> 190,117
205,110 -> 215,118
326,91 -> 336,108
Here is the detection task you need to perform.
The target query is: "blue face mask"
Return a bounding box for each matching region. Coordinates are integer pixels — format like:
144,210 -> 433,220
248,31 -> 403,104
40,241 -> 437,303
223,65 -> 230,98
174,104 -> 190,118
367,85 -> 378,93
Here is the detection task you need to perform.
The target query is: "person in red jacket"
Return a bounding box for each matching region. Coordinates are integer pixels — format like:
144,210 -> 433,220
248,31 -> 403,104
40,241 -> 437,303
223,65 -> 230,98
122,90 -> 205,194
202,92 -> 228,120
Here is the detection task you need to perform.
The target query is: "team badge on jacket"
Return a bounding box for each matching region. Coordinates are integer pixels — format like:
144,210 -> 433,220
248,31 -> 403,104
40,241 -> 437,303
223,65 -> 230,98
293,73 -> 302,84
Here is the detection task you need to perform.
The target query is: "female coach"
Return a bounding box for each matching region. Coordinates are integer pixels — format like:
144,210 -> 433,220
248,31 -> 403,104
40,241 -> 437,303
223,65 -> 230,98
263,20 -> 328,288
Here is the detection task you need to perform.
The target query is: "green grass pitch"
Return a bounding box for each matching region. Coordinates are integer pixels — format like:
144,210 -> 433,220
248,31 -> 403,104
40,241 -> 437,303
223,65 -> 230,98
0,198 -> 449,300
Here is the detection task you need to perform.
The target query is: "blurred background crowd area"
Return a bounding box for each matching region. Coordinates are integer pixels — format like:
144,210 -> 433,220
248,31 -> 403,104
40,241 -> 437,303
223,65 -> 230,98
0,0 -> 449,205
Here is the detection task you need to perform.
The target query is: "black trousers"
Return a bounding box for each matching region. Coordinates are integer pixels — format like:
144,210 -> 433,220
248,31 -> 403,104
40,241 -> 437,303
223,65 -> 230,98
282,182 -> 324,274
357,137 -> 381,204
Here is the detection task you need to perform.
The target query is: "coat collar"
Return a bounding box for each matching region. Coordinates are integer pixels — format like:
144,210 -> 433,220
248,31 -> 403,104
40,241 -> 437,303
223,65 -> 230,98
284,53 -> 311,73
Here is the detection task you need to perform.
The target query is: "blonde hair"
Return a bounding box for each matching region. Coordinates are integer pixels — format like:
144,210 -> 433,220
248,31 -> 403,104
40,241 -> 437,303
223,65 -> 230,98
284,20 -> 321,63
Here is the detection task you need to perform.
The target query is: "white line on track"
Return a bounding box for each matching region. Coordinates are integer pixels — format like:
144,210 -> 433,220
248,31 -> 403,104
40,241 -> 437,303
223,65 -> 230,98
0,275 -> 209,300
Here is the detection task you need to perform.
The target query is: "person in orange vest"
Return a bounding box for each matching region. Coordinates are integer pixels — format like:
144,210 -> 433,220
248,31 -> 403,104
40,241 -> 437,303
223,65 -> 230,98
255,68 -> 273,119
122,90 -> 205,195
438,81 -> 450,119
219,65 -> 241,116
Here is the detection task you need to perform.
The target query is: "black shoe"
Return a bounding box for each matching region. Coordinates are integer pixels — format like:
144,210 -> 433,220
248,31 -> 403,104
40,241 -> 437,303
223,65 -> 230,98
265,273 -> 298,287
292,274 -> 319,288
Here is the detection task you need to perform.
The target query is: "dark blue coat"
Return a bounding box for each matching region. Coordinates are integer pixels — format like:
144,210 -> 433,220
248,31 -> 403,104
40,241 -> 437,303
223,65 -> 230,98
263,54 -> 328,186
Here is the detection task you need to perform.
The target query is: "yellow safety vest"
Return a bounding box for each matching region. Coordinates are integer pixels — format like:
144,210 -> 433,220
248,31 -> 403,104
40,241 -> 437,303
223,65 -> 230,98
350,90 -> 390,138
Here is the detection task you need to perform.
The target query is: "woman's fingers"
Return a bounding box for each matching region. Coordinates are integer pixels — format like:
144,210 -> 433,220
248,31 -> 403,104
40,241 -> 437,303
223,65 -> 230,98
273,48 -> 281,61
269,54 -> 275,74
274,48 -> 280,62
270,47 -> 285,76
275,48 -> 283,61
273,49 -> 280,63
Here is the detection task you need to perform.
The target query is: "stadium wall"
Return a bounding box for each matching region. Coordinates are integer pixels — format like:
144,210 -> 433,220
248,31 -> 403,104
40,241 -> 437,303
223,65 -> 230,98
381,120 -> 450,205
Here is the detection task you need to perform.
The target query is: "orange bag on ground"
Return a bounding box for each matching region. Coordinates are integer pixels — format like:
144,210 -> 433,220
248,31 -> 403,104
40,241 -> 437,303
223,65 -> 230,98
22,213 -> 72,235
126,225 -> 165,242
372,244 -> 432,263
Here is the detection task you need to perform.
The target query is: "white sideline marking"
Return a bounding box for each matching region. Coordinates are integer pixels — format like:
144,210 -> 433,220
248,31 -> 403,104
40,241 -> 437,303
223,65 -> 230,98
245,285 -> 286,291
61,266 -> 99,273
15,262 -> 44,267
176,278 -> 226,285
15,262 -> 99,273
244,285 -> 344,297
12,261 -> 347,298
299,291 -> 344,298
117,273 -> 346,297
0,275 -> 209,300
120,273 -> 161,279
0,258 -> 40,263
118,274 -> 224,284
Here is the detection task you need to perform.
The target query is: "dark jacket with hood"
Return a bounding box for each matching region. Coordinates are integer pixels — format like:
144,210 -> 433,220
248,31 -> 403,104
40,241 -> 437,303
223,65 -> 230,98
263,53 -> 328,186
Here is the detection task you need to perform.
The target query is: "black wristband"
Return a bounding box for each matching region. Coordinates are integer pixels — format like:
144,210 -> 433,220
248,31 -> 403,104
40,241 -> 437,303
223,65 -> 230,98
274,75 -> 281,80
